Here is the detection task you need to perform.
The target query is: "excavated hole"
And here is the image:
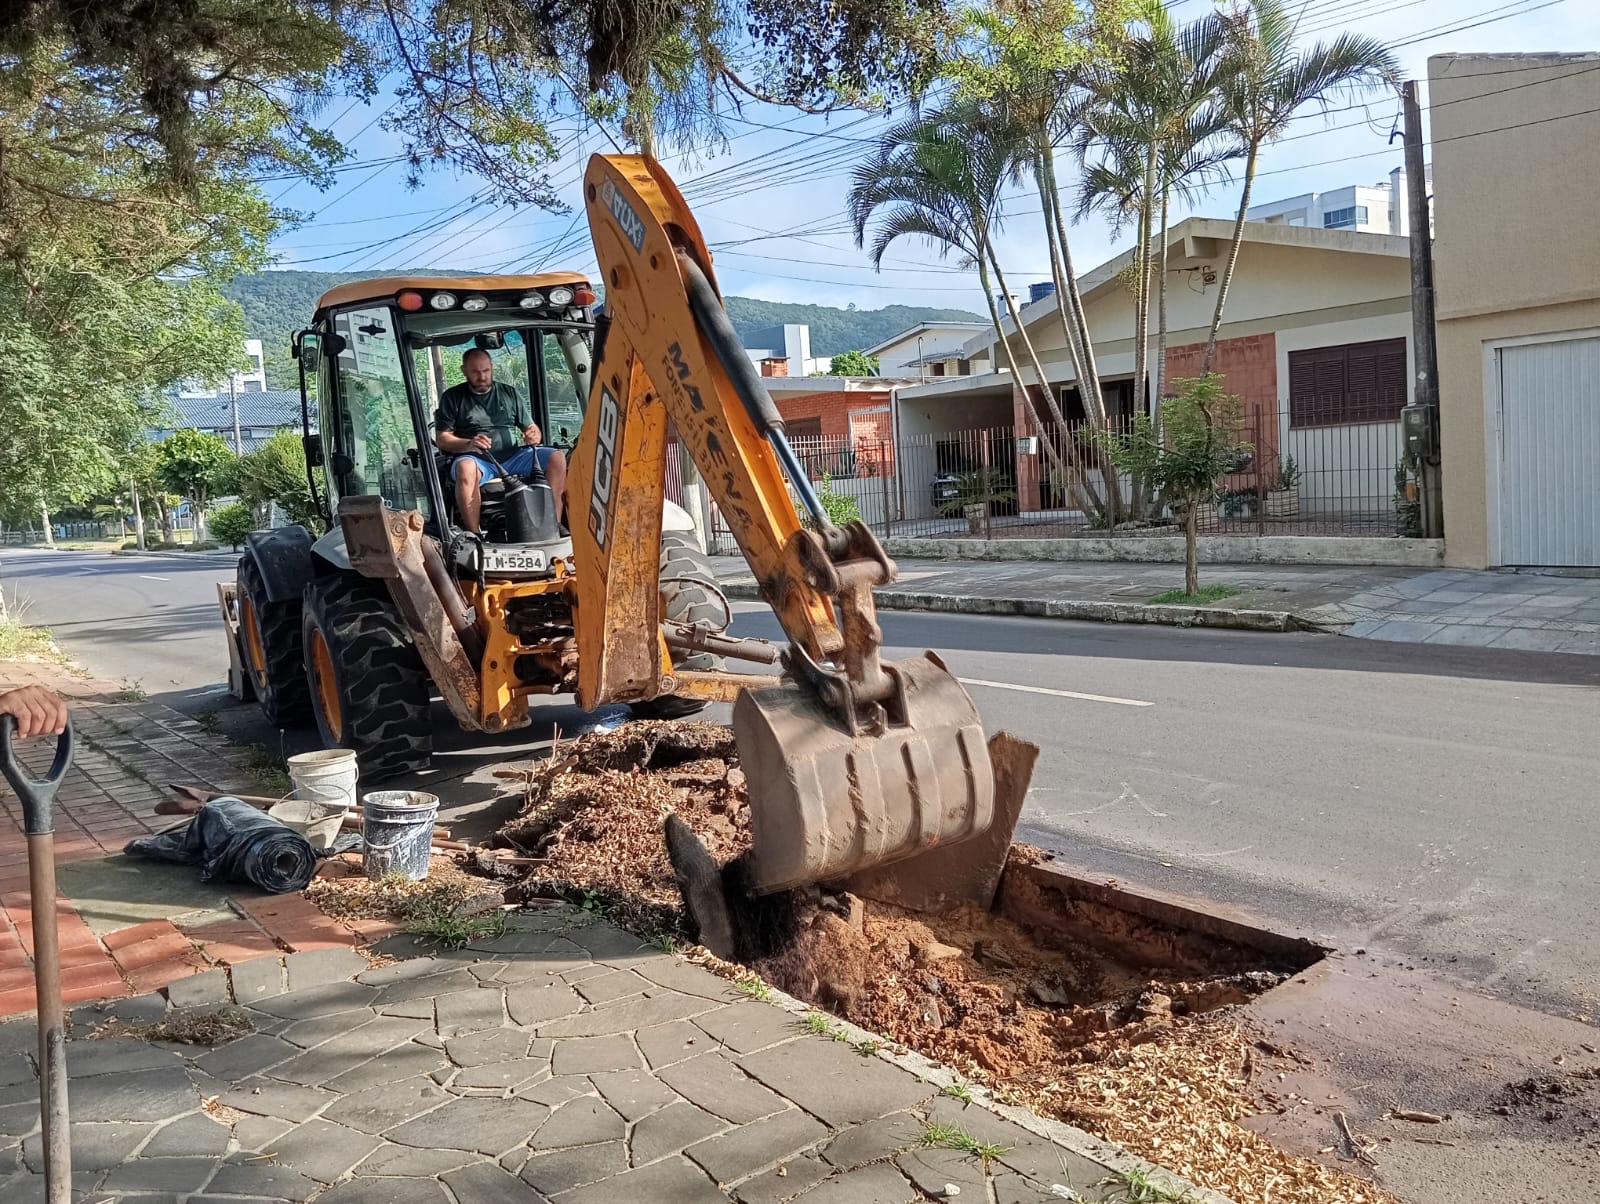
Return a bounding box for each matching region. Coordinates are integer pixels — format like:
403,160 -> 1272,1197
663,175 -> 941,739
492,719 -> 1323,1075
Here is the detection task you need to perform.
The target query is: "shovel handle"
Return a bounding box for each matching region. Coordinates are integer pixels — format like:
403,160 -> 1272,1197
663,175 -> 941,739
0,715 -> 74,836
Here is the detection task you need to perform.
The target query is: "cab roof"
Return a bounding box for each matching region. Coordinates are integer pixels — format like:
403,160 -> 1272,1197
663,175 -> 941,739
312,273 -> 592,317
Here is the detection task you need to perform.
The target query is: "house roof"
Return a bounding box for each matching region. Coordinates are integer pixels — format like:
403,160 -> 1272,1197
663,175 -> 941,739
962,216 -> 1410,358
864,321 -> 991,357
161,389 -> 305,431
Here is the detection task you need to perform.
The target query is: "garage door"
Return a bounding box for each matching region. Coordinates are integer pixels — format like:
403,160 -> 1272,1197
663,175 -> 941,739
1496,334 -> 1600,566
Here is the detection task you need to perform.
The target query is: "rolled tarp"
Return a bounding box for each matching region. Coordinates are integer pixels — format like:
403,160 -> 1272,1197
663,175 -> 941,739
125,797 -> 317,894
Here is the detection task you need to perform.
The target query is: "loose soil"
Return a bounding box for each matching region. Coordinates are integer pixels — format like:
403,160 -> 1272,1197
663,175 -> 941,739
489,720 -> 1398,1204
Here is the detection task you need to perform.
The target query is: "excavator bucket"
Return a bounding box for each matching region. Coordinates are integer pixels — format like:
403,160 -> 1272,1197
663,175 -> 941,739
731,654 -> 996,895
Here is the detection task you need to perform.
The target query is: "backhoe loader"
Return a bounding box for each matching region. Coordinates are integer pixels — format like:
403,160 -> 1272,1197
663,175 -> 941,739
222,153 -> 1002,896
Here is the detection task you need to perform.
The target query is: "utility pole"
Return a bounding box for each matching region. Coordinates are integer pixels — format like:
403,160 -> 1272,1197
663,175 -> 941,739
1402,80 -> 1444,540
229,374 -> 243,455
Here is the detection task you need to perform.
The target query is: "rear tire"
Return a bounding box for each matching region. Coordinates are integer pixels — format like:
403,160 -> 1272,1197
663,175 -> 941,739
237,554 -> 310,727
631,531 -> 731,720
302,572 -> 433,781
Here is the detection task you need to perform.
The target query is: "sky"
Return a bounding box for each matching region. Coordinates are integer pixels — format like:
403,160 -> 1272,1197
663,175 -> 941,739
266,0 -> 1600,316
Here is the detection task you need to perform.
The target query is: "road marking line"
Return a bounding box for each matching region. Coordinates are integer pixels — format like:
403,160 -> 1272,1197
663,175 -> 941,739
138,574 -> 170,581
958,677 -> 1154,708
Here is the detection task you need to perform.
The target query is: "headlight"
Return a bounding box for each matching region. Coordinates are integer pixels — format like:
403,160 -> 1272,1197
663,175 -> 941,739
461,296 -> 488,312
519,293 -> 544,309
429,292 -> 457,310
547,286 -> 574,306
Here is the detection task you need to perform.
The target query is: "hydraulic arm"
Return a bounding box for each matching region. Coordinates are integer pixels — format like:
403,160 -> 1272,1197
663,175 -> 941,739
568,154 -> 996,894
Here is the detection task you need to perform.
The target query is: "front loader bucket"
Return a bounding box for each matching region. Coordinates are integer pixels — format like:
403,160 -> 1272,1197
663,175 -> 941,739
732,654 -> 995,895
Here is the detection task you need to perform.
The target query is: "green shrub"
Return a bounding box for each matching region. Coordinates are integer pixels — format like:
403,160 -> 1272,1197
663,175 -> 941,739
208,503 -> 255,552
798,473 -> 861,530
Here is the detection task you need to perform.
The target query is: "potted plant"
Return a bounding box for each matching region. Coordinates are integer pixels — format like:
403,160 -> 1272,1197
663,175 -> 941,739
1266,455 -> 1301,517
938,469 -> 1017,534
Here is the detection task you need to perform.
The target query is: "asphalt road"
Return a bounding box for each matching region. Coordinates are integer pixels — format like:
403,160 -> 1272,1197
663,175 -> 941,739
6,545 -> 1600,1018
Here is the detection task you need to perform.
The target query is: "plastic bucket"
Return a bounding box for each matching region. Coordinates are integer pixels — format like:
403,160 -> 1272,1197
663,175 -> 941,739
267,798 -> 347,852
362,790 -> 440,881
288,749 -> 360,813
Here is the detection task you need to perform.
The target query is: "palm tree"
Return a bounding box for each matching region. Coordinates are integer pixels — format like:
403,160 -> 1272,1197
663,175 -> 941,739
848,105 -> 1106,518
1203,0 -> 1398,373
1075,6 -> 1230,416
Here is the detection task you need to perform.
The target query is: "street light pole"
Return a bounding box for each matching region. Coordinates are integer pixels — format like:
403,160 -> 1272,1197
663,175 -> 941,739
229,374 -> 243,455
1402,80 -> 1444,541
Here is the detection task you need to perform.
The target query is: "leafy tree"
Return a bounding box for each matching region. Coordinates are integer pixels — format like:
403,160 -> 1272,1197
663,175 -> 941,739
828,350 -> 880,376
223,431 -> 324,531
1093,375 -> 1251,596
155,431 -> 235,542
1204,0 -> 1397,372
208,502 -> 257,552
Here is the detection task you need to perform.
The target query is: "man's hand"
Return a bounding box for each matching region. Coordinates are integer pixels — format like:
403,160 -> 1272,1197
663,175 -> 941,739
0,685 -> 69,740
470,433 -> 493,453
522,424 -> 542,447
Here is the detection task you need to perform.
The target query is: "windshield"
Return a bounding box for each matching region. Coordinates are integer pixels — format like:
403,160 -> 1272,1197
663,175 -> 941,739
331,307 -> 430,514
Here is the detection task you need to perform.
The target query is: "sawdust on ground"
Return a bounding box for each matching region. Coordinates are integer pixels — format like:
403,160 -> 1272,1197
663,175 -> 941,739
495,720 -> 1401,1204
304,857 -> 493,922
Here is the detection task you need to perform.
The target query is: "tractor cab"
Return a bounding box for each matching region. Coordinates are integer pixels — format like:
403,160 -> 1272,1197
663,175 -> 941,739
293,275 -> 597,578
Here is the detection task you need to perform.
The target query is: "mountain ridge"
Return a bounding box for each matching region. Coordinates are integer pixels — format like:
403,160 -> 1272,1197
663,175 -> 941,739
223,270 -> 985,387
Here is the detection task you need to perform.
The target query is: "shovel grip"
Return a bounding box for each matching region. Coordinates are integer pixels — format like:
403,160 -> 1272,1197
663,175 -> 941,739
0,715 -> 74,836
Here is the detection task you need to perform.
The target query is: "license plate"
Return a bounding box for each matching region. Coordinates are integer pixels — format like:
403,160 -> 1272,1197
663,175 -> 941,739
482,548 -> 548,573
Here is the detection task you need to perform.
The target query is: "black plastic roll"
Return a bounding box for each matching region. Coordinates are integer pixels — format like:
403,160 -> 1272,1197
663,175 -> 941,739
125,797 -> 317,894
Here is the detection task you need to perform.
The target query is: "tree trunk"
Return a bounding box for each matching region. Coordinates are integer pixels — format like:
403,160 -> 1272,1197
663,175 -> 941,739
1041,145 -> 1121,524
989,255 -> 1068,430
976,246 -> 1086,515
1202,139 -> 1260,376
39,498 -> 54,547
1134,140 -> 1158,416
1155,186 -> 1172,433
1032,142 -> 1094,421
130,479 -> 146,551
1184,502 -> 1199,597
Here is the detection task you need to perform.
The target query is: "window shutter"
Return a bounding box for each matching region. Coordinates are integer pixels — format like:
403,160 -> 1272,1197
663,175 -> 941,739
1288,338 -> 1409,427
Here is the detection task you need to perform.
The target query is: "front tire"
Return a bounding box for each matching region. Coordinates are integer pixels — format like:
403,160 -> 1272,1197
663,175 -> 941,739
238,554 -> 310,727
302,572 -> 433,781
630,531 -> 731,720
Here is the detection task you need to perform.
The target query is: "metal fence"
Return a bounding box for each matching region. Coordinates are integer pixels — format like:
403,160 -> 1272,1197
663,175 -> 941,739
682,393 -> 1414,553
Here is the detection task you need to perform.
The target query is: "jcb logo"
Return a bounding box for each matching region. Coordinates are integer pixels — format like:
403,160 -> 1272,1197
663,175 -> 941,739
588,386 -> 623,547
600,177 -> 646,252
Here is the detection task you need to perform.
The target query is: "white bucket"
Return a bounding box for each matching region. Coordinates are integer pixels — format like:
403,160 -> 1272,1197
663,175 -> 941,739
286,749 -> 358,850
268,797 -> 347,852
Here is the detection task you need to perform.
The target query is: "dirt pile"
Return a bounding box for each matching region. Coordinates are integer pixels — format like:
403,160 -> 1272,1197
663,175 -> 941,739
492,719 -> 1398,1204
1492,1066 -> 1600,1139
492,721 -> 750,937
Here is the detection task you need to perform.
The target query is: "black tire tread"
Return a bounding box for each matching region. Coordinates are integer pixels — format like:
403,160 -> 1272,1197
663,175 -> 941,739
302,573 -> 433,781
632,532 -> 730,720
238,554 -> 311,726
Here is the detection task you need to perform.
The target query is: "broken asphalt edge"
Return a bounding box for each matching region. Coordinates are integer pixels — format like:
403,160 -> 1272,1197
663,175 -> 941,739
722,581 -> 1306,634
689,955 -> 1236,1204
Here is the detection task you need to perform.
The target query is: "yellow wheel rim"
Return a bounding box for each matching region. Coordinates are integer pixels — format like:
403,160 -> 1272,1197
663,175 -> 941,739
240,595 -> 267,686
308,628 -> 343,743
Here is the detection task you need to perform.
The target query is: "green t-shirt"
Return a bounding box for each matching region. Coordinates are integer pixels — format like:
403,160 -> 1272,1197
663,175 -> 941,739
434,381 -> 532,458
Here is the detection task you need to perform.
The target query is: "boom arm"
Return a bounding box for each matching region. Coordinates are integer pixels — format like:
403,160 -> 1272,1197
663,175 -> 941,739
569,154 -> 996,898
568,154 -> 873,712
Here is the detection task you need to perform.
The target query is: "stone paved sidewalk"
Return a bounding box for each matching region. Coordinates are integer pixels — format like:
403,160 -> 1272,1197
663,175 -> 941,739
0,906 -> 1218,1204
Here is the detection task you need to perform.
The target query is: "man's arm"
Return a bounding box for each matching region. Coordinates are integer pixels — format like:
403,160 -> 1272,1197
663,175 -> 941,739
0,685 -> 68,739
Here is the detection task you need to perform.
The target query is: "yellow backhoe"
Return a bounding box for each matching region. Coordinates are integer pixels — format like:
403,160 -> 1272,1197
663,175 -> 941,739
221,153 -> 1007,898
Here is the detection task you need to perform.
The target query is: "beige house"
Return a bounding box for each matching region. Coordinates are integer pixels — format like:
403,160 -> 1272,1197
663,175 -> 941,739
1429,52 -> 1600,568
896,218 -> 1415,519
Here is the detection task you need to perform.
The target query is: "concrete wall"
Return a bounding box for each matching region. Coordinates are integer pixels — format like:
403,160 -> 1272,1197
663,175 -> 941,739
1429,53 -> 1600,567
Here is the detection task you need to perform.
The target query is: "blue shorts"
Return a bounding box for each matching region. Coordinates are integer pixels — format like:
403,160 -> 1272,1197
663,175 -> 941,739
451,446 -> 555,483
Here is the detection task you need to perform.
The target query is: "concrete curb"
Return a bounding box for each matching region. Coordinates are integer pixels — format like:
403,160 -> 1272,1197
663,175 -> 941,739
109,547 -> 239,563
723,581 -> 1299,633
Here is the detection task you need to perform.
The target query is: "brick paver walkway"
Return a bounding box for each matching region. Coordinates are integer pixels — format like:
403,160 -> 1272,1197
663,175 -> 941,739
0,908 -> 1216,1204
0,687 -> 398,1018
